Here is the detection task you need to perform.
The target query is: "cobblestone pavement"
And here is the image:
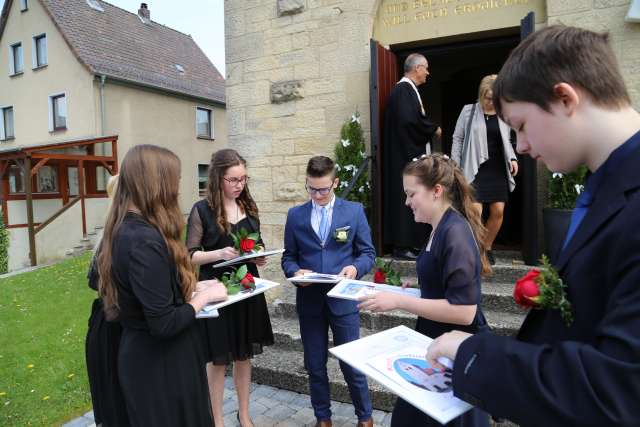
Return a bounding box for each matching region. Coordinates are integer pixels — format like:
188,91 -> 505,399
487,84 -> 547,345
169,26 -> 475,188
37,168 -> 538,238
62,377 -> 392,427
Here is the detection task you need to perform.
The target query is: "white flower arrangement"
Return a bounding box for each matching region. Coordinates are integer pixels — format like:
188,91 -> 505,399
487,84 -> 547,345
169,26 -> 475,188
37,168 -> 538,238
351,114 -> 360,124
341,138 -> 351,148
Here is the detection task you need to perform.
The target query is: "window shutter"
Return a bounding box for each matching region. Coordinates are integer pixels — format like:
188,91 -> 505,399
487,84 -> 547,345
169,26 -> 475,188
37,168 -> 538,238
31,37 -> 37,69
8,46 -> 15,75
47,96 -> 54,131
0,108 -> 5,140
210,109 -> 215,139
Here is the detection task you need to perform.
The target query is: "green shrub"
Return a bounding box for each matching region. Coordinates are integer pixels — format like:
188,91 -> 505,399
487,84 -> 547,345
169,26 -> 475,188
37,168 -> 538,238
0,217 -> 9,274
546,166 -> 588,209
334,112 -> 370,209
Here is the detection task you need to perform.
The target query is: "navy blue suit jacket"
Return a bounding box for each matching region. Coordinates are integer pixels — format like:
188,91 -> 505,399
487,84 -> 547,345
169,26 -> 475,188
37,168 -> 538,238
452,140 -> 640,426
281,197 -> 375,317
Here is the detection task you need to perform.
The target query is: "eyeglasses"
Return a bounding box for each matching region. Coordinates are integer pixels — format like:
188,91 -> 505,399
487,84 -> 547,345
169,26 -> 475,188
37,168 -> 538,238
305,185 -> 333,196
223,176 -> 249,186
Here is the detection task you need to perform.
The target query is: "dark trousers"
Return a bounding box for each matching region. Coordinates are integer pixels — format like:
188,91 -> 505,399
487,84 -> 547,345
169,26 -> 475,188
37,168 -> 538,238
299,309 -> 372,422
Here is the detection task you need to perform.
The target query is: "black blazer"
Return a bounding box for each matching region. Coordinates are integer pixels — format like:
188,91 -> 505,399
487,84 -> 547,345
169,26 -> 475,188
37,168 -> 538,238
452,139 -> 640,427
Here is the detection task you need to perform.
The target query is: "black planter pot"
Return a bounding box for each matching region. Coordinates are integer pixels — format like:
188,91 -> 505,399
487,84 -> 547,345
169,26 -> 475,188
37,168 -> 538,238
543,208 -> 573,264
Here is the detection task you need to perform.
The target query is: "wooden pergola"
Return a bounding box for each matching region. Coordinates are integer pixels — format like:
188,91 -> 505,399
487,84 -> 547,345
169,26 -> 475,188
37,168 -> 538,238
0,135 -> 118,266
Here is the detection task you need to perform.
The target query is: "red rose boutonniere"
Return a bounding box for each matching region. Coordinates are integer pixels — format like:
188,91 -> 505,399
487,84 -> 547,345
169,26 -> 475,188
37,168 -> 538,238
231,227 -> 263,255
221,265 -> 256,295
513,255 -> 573,326
373,257 -> 402,286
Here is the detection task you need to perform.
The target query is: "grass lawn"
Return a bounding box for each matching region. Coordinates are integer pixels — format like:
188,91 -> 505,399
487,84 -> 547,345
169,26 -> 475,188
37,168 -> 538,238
0,253 -> 95,426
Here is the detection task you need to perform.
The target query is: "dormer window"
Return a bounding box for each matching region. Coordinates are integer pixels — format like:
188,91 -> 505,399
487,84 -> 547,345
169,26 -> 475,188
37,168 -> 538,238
20,0 -> 28,11
86,0 -> 104,12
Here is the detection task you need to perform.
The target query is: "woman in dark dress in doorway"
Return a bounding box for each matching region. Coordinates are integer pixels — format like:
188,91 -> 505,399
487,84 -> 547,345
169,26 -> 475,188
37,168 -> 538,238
85,175 -> 131,427
359,153 -> 490,427
96,145 -> 228,427
451,75 -> 519,264
186,148 -> 274,427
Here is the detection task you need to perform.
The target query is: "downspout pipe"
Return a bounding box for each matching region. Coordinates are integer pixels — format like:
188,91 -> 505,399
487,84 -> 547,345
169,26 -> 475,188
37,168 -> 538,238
99,74 -> 107,137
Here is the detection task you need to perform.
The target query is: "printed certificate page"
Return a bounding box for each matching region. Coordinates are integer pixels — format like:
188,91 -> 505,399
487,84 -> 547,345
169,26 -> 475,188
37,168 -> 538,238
327,279 -> 421,301
196,278 -> 280,318
330,325 -> 473,424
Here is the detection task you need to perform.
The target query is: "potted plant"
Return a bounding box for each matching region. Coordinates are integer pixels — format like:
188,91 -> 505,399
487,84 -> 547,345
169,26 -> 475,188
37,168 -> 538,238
543,166 -> 588,264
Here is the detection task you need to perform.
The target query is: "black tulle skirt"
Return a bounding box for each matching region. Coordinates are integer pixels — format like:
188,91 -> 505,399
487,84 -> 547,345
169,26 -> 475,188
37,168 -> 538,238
199,293 -> 274,365
85,298 -> 130,427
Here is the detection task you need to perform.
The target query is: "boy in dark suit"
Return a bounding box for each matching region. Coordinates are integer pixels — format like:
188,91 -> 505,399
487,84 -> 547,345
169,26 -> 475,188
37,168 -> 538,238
426,26 -> 640,427
282,156 -> 376,427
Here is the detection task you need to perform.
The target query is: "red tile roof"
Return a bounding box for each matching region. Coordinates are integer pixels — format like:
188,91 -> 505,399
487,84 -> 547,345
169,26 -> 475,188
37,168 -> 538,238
1,0 -> 225,104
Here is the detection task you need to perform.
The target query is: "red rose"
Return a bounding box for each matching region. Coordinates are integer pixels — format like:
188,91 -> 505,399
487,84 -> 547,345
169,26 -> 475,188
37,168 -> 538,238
513,269 -> 541,308
240,238 -> 255,253
240,272 -> 255,286
373,269 -> 386,284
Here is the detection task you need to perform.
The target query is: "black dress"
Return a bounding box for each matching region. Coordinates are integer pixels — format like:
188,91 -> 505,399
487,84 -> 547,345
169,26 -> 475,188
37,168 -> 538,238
112,213 -> 212,427
391,208 -> 489,427
85,254 -> 130,427
473,114 -> 509,203
186,199 -> 274,365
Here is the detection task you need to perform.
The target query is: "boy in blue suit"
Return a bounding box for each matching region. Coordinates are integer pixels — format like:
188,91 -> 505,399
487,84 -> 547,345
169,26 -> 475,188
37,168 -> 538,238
427,26 -> 640,426
282,156 -> 376,427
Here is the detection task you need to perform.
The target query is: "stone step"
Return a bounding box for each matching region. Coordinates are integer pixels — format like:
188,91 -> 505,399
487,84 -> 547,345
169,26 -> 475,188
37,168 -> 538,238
270,301 -> 525,340
252,342 -> 518,426
253,344 -> 397,411
360,275 -> 522,315
377,257 -> 531,285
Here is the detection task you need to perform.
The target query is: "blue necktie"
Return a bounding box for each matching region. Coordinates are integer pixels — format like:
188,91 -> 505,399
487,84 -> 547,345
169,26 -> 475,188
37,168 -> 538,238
562,189 -> 594,250
318,206 -> 329,242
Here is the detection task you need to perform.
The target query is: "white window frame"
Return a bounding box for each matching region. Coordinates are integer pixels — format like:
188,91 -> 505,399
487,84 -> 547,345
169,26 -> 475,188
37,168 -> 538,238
0,105 -> 15,140
195,106 -> 214,139
32,33 -> 47,69
20,0 -> 28,11
48,92 -> 67,132
8,42 -> 23,75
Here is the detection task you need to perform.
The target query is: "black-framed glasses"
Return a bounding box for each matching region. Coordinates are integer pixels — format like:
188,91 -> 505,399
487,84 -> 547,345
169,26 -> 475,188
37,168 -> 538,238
305,184 -> 333,196
223,176 -> 249,186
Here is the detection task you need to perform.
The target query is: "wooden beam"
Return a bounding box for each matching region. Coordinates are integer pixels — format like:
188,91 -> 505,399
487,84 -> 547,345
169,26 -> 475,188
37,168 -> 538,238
78,160 -> 87,237
112,139 -> 119,173
34,197 -> 80,234
24,157 -> 37,266
31,153 -> 116,162
0,160 -> 8,180
99,160 -> 114,174
23,135 -> 119,154
30,158 -> 49,177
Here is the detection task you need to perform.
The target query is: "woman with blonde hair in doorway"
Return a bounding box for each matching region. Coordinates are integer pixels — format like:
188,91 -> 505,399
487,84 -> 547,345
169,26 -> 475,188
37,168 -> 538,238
451,74 -> 519,264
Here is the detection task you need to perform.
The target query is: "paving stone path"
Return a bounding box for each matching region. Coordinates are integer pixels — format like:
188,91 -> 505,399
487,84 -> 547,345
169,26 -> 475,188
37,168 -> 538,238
62,377 -> 392,427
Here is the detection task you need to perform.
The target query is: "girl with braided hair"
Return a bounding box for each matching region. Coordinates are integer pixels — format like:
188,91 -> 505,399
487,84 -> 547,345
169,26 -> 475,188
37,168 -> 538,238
358,153 -> 490,426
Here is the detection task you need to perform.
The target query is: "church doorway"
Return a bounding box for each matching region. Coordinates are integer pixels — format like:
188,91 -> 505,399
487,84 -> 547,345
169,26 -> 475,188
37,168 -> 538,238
371,14 -> 539,264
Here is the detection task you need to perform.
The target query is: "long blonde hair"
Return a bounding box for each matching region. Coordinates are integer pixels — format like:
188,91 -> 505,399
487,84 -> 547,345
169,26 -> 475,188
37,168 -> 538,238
97,145 -> 196,320
403,153 -> 491,276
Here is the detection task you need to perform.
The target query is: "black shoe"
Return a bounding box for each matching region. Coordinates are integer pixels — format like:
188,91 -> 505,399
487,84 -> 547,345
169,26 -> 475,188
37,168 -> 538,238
393,248 -> 417,260
487,250 -> 496,265
237,412 -> 254,427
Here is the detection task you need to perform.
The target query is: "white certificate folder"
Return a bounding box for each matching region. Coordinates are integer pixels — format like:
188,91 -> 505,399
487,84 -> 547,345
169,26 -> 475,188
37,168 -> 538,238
327,279 -> 421,301
329,325 -> 473,425
212,249 -> 285,268
196,278 -> 280,318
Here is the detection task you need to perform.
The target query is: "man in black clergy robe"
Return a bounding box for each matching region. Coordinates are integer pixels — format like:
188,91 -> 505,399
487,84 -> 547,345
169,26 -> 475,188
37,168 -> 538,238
382,53 -> 441,259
